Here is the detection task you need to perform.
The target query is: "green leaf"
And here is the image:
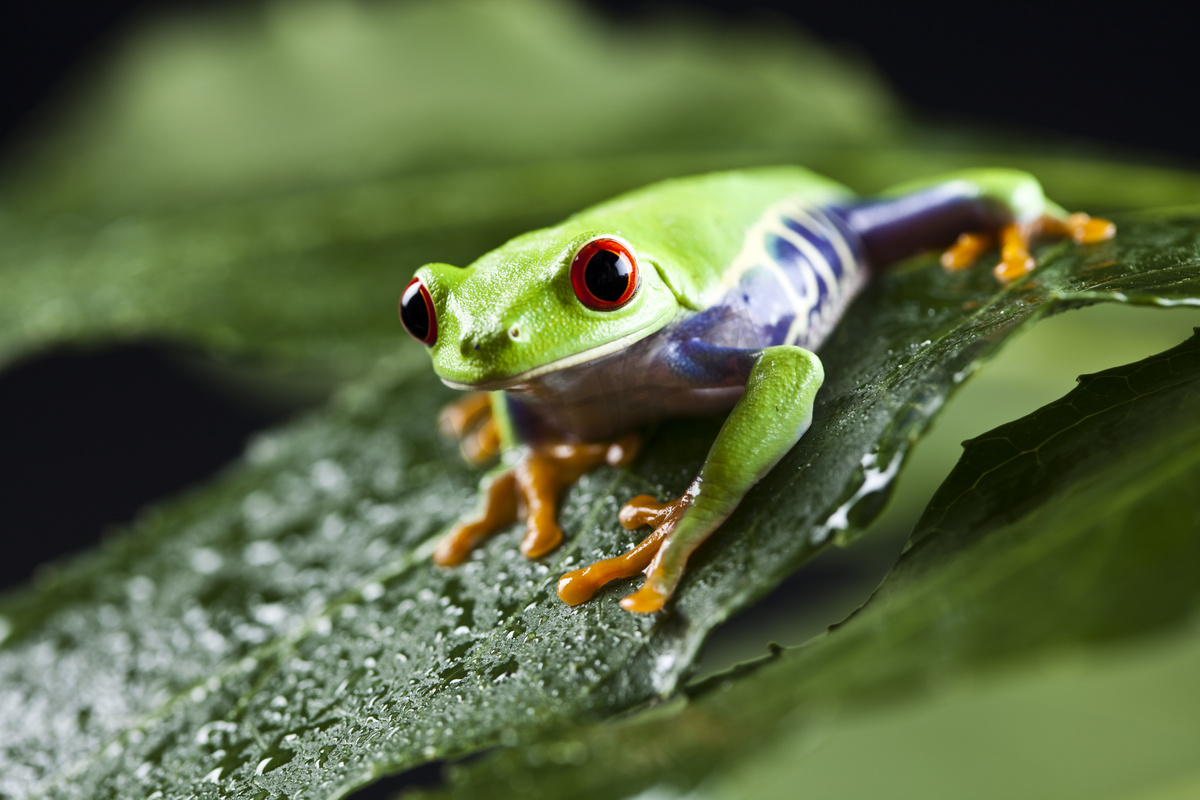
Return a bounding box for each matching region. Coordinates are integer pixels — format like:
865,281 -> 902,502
427,331 -> 1200,800
2,208 -> 1197,799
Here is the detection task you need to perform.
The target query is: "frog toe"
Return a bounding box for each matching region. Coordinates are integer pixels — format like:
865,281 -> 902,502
618,494 -> 677,530
557,490 -> 693,610
519,520 -> 563,560
619,584 -> 669,613
439,392 -> 500,464
433,469 -> 517,566
556,525 -> 669,606
943,213 -> 1115,282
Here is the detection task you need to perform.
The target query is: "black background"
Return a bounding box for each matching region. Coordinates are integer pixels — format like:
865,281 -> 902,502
1,0 -> 1196,588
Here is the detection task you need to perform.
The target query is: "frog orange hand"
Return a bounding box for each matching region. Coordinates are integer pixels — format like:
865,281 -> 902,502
438,392 -> 502,464
433,435 -> 641,567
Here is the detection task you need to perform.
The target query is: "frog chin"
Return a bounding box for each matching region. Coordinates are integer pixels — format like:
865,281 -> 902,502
439,309 -> 674,392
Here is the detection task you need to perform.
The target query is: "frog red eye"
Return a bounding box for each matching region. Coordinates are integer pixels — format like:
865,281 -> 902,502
570,238 -> 639,310
399,277 -> 437,345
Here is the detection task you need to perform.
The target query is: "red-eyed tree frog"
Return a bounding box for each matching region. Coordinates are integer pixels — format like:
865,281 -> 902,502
398,167 -> 1113,613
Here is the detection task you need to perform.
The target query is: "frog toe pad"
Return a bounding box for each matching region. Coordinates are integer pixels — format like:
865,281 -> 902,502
556,492 -> 692,612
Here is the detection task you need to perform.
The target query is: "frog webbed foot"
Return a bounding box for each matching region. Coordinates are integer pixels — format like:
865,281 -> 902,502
439,392 -> 500,465
557,490 -> 694,614
433,434 -> 641,566
941,213 -> 1115,282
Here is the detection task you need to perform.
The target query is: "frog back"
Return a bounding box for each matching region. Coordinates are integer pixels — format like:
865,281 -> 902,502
568,166 -> 853,311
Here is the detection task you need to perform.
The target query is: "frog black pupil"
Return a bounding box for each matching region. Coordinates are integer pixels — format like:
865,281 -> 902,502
401,283 -> 431,341
584,248 -> 632,302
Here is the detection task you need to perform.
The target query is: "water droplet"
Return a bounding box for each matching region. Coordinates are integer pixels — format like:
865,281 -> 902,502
190,547 -> 224,575
253,603 -> 288,627
245,541 -> 281,567
321,513 -> 347,540
361,582 -> 385,602
311,459 -> 349,495
125,575 -> 155,603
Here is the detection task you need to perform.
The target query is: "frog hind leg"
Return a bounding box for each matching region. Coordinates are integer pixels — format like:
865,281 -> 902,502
842,168 -> 1114,282
943,213 -> 1117,282
557,345 -> 824,613
433,434 -> 641,566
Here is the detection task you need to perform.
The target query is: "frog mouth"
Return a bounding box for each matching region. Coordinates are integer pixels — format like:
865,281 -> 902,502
438,310 -> 673,392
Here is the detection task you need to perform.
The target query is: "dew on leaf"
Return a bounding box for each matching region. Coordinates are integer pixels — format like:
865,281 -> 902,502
244,541 -> 282,566
189,547 -> 224,575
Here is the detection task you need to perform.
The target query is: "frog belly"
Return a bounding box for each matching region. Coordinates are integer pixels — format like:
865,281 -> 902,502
504,356 -> 744,443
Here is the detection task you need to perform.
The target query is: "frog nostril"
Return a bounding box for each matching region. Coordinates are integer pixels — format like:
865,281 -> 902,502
461,330 -> 510,356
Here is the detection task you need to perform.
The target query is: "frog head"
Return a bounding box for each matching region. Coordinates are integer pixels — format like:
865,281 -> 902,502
400,222 -> 679,389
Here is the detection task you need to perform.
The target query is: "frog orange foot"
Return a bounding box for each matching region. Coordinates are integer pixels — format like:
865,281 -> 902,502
433,434 -> 641,566
941,213 -> 1115,282
438,392 -> 500,465
557,491 -> 693,613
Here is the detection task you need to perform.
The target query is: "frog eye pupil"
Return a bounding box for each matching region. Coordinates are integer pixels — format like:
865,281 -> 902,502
571,238 -> 639,310
399,277 -> 437,345
584,249 -> 633,302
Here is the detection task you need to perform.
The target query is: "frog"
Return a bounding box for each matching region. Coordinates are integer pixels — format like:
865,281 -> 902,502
398,166 -> 1113,613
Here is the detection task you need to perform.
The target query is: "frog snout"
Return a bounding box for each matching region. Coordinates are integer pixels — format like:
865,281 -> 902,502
459,329 -> 515,357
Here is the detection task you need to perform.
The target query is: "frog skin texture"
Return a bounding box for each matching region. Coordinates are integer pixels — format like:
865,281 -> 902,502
398,166 -> 1113,613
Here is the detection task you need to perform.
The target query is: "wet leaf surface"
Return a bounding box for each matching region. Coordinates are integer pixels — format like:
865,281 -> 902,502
1,211 -> 1197,799
426,331 -> 1200,800
3,2 -> 1200,798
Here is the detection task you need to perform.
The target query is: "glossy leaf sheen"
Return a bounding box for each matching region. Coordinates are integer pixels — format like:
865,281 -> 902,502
2,2 -> 1200,798
429,331 -> 1200,800
1,212 -> 1198,799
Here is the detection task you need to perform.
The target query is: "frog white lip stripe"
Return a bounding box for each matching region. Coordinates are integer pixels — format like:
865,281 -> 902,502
439,309 -> 675,391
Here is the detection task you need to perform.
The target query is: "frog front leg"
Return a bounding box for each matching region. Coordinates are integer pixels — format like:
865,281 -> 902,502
433,420 -> 642,566
557,344 -> 824,613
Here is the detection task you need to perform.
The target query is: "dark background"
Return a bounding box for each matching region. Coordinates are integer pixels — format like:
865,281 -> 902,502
1,0 -> 1195,589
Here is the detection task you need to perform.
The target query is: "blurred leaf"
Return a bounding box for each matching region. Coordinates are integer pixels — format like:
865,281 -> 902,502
5,0 -> 1200,380
427,331 -> 1200,800
1,208 -> 1197,799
